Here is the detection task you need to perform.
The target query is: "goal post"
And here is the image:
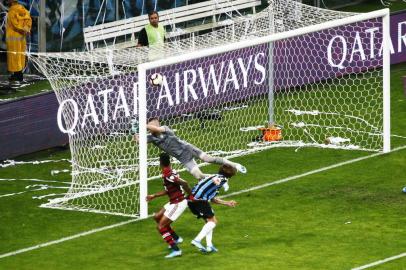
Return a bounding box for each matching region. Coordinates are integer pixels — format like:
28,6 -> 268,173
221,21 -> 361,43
382,10 -> 391,153
138,68 -> 148,219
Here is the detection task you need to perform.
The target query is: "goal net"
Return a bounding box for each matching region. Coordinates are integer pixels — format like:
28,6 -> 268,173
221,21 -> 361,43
30,0 -> 390,218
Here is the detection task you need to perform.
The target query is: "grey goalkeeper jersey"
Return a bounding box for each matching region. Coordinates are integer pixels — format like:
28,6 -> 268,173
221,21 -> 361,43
147,126 -> 194,163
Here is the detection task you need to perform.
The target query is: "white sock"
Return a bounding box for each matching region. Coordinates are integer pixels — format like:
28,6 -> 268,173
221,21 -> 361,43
199,153 -> 239,169
222,158 -> 239,169
206,229 -> 213,247
194,221 -> 216,242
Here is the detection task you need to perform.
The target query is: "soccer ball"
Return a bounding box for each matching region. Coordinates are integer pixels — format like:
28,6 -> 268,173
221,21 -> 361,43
402,187 -> 406,193
149,73 -> 163,86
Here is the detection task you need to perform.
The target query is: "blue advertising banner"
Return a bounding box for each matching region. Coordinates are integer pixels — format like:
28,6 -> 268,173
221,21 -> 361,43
0,92 -> 68,160
390,10 -> 406,64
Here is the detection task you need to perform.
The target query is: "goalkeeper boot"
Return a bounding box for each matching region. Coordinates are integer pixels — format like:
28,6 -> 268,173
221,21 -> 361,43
165,249 -> 182,259
206,245 -> 218,253
236,163 -> 247,174
191,239 -> 207,252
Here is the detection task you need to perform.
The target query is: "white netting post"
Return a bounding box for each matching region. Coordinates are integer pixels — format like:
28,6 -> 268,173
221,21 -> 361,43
138,66 -> 148,219
268,4 -> 275,125
382,9 -> 391,153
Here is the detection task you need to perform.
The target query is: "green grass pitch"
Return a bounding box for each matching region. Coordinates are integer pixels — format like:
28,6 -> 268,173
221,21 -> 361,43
2,2 -> 406,268
0,62 -> 405,269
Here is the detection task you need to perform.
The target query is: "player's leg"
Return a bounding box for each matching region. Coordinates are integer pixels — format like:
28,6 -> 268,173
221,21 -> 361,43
156,208 -> 179,243
158,203 -> 181,258
183,159 -> 207,179
190,201 -> 216,252
153,208 -> 165,224
163,200 -> 188,244
190,144 -> 247,174
205,216 -> 218,253
167,226 -> 182,244
161,200 -> 188,258
194,216 -> 217,245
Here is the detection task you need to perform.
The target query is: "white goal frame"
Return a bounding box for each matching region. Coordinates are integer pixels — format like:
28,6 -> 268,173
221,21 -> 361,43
137,8 -> 390,219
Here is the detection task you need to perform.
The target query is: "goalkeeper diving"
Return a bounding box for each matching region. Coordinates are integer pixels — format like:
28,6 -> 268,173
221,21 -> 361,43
133,117 -> 247,179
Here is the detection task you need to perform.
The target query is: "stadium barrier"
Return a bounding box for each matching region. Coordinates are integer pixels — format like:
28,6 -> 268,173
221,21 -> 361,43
0,92 -> 68,160
83,0 -> 261,51
391,10 -> 406,65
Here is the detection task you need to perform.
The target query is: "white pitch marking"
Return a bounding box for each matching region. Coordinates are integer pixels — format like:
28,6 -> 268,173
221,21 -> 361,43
0,145 -> 405,260
0,185 -> 69,198
0,159 -> 70,168
0,179 -> 71,184
32,193 -> 68,200
392,134 -> 406,139
351,252 -> 406,270
50,169 -> 71,176
0,191 -> 28,198
221,145 -> 406,199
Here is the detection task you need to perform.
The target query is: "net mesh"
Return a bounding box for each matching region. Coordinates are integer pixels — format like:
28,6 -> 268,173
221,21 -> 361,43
29,0 -> 386,217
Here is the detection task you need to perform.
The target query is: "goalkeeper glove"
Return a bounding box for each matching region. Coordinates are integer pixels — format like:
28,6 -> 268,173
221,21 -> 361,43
130,119 -> 139,134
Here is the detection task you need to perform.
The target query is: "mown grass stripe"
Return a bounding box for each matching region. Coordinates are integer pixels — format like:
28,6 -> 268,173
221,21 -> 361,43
0,145 -> 405,261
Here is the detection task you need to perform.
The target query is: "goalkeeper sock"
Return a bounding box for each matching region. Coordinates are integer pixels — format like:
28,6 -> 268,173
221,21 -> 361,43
199,153 -> 239,169
190,166 -> 207,179
222,158 -> 239,169
195,221 -> 216,242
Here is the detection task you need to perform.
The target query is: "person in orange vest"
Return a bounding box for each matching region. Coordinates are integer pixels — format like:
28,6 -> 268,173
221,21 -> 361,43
6,0 -> 32,82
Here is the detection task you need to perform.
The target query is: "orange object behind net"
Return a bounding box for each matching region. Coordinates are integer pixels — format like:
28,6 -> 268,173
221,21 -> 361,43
258,126 -> 282,142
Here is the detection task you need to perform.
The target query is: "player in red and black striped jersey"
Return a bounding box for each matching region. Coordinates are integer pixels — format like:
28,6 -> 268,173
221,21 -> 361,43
161,166 -> 185,204
146,153 -> 193,258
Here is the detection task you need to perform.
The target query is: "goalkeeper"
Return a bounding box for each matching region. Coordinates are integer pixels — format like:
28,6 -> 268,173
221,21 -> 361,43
133,117 -> 247,179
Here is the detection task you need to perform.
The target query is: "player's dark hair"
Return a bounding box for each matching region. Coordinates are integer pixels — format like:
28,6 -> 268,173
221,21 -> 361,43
147,117 -> 159,123
219,164 -> 236,178
148,11 -> 159,18
159,152 -> 171,167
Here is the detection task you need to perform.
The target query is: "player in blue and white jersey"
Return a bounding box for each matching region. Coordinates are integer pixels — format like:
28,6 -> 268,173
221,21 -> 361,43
188,164 -> 237,253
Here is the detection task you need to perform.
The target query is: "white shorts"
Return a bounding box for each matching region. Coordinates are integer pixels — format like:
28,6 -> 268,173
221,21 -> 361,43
164,199 -> 188,221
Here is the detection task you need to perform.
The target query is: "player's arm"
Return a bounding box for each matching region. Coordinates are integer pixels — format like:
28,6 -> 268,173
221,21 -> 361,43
137,28 -> 148,47
146,190 -> 168,202
177,177 -> 193,198
133,134 -> 153,143
146,124 -> 166,133
211,197 -> 237,207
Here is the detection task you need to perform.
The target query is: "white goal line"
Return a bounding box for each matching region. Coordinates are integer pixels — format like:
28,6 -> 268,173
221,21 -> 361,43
0,144 -> 405,261
351,252 -> 406,270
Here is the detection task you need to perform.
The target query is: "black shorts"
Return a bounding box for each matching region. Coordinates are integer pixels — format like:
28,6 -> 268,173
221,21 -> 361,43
188,200 -> 214,219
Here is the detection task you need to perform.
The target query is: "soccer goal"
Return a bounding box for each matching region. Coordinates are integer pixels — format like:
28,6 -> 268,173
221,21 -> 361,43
30,0 -> 390,219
